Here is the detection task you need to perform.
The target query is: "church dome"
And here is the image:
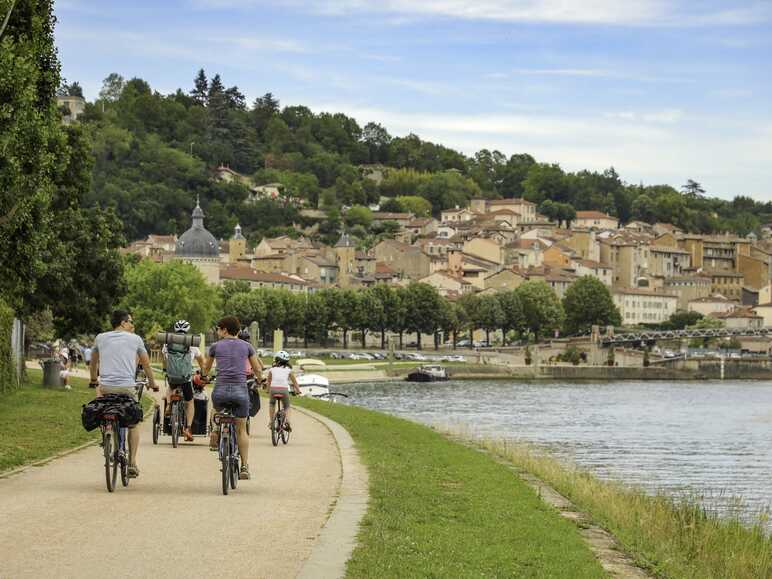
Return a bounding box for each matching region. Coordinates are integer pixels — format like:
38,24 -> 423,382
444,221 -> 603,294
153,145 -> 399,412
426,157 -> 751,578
175,200 -> 219,258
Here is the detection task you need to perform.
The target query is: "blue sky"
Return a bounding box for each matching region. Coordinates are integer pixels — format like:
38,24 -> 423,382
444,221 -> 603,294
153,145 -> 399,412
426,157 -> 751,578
55,0 -> 772,199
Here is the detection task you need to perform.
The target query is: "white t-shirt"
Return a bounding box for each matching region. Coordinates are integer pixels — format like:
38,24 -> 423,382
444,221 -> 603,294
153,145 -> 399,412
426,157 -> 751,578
269,366 -> 292,390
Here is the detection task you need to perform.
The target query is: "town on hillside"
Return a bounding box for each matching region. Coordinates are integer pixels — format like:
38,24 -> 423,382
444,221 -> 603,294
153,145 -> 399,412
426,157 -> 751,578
125,180 -> 772,336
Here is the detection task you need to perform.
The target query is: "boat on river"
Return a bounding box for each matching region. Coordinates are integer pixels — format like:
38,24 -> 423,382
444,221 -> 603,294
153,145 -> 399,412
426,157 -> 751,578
406,365 -> 448,382
295,359 -> 331,397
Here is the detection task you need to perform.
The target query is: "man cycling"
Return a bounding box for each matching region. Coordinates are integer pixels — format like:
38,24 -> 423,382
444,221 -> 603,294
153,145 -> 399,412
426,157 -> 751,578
89,310 -> 159,478
162,319 -> 205,442
266,351 -> 301,431
202,316 -> 263,480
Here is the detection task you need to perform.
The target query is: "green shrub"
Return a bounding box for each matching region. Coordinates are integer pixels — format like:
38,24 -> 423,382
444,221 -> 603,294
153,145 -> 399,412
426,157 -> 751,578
0,298 -> 18,394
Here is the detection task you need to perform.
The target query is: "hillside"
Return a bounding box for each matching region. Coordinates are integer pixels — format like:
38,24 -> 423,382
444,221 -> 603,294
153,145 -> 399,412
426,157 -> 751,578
67,70 -> 771,244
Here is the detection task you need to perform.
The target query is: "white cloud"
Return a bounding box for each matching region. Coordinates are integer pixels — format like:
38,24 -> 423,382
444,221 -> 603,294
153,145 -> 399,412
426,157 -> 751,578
189,0 -> 771,26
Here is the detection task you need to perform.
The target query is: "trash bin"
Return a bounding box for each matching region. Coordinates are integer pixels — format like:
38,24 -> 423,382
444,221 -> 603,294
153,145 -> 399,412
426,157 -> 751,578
41,358 -> 63,388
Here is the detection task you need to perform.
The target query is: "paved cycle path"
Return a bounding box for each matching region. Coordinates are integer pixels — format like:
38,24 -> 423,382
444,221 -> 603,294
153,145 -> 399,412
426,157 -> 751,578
0,407 -> 341,578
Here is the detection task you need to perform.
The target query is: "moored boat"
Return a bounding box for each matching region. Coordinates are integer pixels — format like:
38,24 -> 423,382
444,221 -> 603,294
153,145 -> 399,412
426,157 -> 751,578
406,365 -> 448,382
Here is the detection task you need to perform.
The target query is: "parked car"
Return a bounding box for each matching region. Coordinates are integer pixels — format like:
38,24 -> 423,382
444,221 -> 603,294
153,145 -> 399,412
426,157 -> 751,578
446,355 -> 466,362
406,340 -> 418,348
455,339 -> 471,347
370,352 -> 385,360
393,352 -> 404,360
329,352 -> 343,359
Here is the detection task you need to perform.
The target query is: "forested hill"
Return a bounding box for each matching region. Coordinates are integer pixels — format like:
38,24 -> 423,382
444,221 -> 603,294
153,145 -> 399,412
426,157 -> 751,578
72,70 -> 771,244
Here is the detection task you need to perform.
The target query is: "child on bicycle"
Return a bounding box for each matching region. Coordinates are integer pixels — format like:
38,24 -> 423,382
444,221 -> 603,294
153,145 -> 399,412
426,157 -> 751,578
265,351 -> 301,431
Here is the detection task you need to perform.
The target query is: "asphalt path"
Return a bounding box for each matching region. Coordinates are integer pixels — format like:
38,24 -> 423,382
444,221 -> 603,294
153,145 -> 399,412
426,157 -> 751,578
0,405 -> 340,578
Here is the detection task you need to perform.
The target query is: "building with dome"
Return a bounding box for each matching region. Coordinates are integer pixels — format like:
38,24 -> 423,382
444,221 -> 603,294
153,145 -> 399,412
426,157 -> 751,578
175,199 -> 221,283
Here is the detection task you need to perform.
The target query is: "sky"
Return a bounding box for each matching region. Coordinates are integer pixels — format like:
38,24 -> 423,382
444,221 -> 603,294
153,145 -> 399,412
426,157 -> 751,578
54,0 -> 772,199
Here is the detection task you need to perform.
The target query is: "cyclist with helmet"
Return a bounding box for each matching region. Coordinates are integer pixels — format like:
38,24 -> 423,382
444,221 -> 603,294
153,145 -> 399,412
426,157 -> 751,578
202,316 -> 263,480
162,319 -> 205,442
266,351 -> 301,431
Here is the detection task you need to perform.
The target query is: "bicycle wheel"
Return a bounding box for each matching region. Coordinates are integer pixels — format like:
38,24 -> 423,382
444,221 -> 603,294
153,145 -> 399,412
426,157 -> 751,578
230,427 -> 239,490
103,429 -> 116,493
220,430 -> 230,496
152,407 -> 160,445
281,416 -> 290,445
171,402 -> 180,448
271,413 -> 280,446
115,428 -> 126,488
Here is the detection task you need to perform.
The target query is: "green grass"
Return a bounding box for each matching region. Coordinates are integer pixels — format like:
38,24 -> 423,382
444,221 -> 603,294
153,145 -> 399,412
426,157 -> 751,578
0,370 -> 152,473
476,438 -> 772,579
298,397 -> 606,578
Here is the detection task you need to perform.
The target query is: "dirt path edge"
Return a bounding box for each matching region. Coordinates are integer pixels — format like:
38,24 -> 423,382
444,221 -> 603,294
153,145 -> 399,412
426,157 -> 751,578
295,406 -> 369,579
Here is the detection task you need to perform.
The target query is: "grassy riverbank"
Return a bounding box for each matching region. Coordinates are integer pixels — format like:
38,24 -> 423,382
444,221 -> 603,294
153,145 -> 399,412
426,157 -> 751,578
474,438 -> 771,579
0,370 -> 152,473
298,397 -> 606,578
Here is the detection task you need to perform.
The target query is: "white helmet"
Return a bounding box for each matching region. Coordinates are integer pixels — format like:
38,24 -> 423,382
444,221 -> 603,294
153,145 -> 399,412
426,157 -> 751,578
174,319 -> 191,333
275,350 -> 290,362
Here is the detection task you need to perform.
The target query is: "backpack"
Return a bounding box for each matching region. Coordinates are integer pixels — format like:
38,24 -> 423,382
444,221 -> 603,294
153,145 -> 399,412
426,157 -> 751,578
166,342 -> 192,384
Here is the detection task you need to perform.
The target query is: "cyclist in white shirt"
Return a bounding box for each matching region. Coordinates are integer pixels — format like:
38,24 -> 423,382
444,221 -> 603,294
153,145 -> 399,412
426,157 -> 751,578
265,351 -> 301,431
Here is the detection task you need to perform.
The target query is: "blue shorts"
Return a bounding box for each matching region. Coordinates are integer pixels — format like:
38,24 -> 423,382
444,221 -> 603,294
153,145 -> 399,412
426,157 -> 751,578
211,382 -> 249,418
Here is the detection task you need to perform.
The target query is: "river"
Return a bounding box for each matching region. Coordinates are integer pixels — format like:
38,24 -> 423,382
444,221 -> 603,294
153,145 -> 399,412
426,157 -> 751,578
334,379 -> 772,529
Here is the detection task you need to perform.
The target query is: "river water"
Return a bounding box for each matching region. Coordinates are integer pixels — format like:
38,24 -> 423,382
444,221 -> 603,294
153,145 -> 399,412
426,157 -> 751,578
335,380 -> 772,528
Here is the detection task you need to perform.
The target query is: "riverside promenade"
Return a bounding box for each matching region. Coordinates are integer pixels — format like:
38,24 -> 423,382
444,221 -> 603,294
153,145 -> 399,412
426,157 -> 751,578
0,369 -> 365,579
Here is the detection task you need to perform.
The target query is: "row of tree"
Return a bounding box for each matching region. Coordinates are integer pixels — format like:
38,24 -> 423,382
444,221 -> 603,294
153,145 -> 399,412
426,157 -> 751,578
219,275 -> 620,349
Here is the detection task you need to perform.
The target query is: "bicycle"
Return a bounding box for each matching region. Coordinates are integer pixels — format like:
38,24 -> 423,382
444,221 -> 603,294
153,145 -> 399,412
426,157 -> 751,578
213,403 -> 240,495
100,380 -> 145,493
270,392 -> 293,447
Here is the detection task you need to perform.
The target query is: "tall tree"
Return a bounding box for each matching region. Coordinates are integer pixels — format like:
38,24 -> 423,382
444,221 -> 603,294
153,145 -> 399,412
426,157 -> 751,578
0,0 -> 64,309
120,260 -> 220,339
516,281 -> 565,340
562,276 -> 621,335
191,68 -> 208,105
99,72 -> 125,103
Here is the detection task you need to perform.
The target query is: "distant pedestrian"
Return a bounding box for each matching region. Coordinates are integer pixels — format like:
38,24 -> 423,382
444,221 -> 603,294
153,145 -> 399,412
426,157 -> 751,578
59,345 -> 71,390
84,345 -> 93,369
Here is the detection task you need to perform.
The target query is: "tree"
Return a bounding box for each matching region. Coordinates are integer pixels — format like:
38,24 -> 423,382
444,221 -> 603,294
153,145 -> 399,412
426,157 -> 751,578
303,291 -> 328,347
362,122 -> 391,164
682,179 -> 705,199
191,68 -> 208,105
344,205 -> 373,228
497,290 -> 524,345
663,311 -> 702,330
401,283 -> 443,349
369,284 -> 397,348
120,260 -> 220,339
562,276 -> 621,335
0,0 -> 63,310
688,315 -> 725,348
516,281 -> 565,340
99,72 -> 125,103
396,195 -> 431,217
475,295 -> 504,345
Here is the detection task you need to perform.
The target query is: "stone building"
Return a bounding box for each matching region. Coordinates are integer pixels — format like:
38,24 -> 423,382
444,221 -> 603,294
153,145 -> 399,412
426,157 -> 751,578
174,200 -> 220,284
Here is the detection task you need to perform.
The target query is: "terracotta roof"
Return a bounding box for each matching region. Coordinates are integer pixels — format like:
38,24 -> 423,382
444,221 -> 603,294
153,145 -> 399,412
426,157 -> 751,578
576,211 -> 616,220
613,288 -> 677,298
220,266 -> 308,285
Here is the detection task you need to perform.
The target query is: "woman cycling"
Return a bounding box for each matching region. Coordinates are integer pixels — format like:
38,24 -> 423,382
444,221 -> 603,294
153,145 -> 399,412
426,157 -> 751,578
266,351 -> 301,431
202,316 -> 262,480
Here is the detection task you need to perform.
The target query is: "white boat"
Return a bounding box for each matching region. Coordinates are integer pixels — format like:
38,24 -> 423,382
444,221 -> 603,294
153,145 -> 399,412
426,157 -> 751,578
295,359 -> 331,398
